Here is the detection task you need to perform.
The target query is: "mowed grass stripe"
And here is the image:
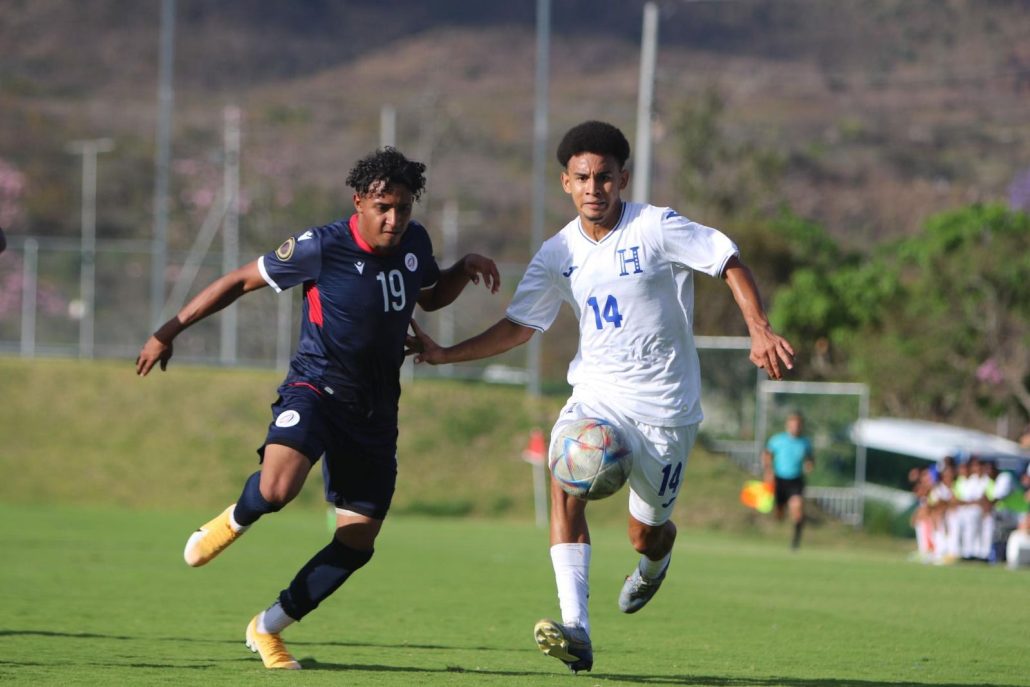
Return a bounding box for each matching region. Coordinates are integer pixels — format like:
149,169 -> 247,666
1,503 -> 1028,686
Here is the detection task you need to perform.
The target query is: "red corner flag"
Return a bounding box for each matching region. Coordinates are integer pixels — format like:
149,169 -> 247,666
522,428 -> 547,465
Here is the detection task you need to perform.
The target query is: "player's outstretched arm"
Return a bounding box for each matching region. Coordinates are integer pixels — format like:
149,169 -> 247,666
408,317 -> 533,365
721,255 -> 795,380
136,260 -> 268,376
418,254 -> 500,312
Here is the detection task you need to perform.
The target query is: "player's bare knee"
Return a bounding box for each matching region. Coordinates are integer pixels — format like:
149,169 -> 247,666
334,526 -> 376,551
258,480 -> 297,508
629,520 -> 674,556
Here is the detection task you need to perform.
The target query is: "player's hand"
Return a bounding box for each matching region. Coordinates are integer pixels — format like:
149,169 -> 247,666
461,254 -> 500,294
407,319 -> 446,365
136,335 -> 173,376
749,325 -> 795,380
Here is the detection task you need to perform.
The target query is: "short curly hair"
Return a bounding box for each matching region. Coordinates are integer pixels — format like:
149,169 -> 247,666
345,147 -> 427,201
556,121 -> 631,168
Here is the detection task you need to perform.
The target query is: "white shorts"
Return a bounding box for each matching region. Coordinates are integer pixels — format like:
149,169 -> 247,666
550,396 -> 699,526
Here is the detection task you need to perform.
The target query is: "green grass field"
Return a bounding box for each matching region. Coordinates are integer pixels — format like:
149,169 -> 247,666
3,357 -> 1029,685
2,502 -> 1028,686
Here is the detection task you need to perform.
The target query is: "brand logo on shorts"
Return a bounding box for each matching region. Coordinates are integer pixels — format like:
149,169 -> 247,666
405,253 -> 418,271
275,410 -> 301,428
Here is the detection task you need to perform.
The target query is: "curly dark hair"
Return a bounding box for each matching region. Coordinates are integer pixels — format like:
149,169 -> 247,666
345,147 -> 427,201
556,121 -> 631,168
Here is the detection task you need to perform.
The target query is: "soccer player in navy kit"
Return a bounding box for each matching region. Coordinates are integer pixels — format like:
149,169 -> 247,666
136,148 -> 500,669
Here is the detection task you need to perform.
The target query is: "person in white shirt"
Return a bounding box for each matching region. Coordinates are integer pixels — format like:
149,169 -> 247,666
955,457 -> 990,559
409,121 -> 794,673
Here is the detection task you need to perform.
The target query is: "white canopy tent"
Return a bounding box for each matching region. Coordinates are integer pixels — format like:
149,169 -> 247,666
850,418 -> 1030,473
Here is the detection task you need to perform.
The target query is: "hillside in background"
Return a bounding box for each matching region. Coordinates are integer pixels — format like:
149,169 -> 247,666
2,1 -> 1030,426
2,0 -> 1028,254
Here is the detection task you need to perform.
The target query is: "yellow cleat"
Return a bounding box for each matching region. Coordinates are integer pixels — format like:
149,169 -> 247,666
246,616 -> 301,670
533,618 -> 593,673
183,504 -> 247,567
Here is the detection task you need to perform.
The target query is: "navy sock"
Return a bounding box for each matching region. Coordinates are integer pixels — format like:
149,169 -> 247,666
278,538 -> 373,621
232,471 -> 282,527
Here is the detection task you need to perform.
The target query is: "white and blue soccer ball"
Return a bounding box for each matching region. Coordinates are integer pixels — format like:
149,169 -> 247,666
549,418 -> 633,500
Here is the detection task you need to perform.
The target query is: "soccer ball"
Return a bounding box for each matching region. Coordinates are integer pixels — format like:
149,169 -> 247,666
549,418 -> 633,500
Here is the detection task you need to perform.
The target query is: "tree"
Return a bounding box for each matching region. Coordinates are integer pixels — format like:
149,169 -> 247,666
771,203 -> 1030,428
674,86 -> 785,221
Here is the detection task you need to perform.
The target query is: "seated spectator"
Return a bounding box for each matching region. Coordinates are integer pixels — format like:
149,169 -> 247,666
909,466 -> 937,562
1006,464 -> 1030,570
927,464 -> 959,564
953,457 -> 989,560
983,460 -> 1021,562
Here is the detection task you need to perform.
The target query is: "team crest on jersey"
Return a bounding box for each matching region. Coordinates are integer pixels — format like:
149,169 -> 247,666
404,253 -> 418,271
275,237 -> 296,261
617,246 -> 644,276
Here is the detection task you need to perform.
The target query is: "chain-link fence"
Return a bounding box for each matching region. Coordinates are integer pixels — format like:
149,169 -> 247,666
0,235 -> 530,377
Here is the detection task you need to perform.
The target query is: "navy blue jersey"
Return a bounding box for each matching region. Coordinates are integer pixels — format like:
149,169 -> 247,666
258,215 -> 440,423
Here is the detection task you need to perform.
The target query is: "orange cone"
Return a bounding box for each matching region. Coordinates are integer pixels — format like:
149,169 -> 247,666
522,428 -> 547,465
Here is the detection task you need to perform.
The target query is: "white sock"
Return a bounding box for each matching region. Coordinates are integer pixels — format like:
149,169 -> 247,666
257,601 -> 296,635
550,543 -> 590,635
638,551 -> 671,579
228,506 -> 248,534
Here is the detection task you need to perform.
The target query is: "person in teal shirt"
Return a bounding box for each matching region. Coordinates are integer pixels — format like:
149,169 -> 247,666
762,411 -> 814,549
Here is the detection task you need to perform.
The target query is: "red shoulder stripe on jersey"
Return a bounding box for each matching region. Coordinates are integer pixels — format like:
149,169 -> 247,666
348,214 -> 374,254
305,283 -> 324,327
288,381 -> 324,396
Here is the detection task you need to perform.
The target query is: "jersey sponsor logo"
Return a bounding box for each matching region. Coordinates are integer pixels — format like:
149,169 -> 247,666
275,237 -> 296,261
355,261 -> 365,274
404,253 -> 418,272
561,265 -> 578,278
275,410 -> 301,428
298,230 -> 314,241
617,246 -> 644,276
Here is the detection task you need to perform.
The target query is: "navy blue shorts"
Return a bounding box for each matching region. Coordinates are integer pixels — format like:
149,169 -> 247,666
259,381 -> 398,520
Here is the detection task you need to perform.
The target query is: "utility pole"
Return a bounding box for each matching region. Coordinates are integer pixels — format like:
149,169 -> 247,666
68,137 -> 114,358
528,0 -> 550,398
633,1 -> 659,203
438,199 -> 459,378
151,0 -> 176,329
220,106 -> 240,364
380,105 -> 397,148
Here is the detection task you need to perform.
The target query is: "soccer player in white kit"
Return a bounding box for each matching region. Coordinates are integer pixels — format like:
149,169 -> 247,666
410,121 -> 794,673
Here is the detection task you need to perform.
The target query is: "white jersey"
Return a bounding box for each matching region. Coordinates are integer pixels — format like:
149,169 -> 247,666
506,202 -> 738,426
